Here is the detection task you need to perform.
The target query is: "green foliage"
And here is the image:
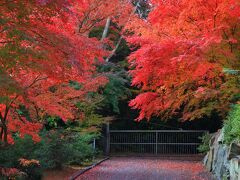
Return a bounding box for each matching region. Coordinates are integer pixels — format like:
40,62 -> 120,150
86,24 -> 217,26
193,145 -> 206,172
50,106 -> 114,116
103,74 -> 130,113
45,116 -> 66,129
0,136 -> 43,180
223,104 -> 240,144
98,62 -> 131,114
89,27 -> 104,40
0,130 -> 98,179
46,116 -> 58,129
36,130 -> 98,168
34,130 -> 70,169
74,95 -> 106,131
17,105 -> 32,121
69,80 -> 82,90
88,22 -> 133,115
0,136 -> 35,168
65,133 -> 97,165
197,132 -> 212,153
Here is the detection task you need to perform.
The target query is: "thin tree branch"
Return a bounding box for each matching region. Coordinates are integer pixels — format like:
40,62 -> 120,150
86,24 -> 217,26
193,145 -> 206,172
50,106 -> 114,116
3,75 -> 48,123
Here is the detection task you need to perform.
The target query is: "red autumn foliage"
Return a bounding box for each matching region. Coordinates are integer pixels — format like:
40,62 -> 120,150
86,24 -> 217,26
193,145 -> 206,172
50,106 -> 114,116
0,167 -> 21,178
19,158 -> 40,167
127,0 -> 240,121
0,0 -> 133,144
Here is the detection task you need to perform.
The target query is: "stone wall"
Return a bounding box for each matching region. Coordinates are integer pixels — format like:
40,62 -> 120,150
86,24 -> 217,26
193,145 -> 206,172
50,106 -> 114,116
203,129 -> 240,180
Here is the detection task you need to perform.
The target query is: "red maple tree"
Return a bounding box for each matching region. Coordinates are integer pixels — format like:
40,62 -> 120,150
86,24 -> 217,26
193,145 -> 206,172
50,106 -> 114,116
0,0 -> 133,145
127,0 -> 240,121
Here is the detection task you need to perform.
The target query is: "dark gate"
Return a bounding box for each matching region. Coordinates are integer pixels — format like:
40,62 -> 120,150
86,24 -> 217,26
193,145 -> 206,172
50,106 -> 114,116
109,130 -> 207,155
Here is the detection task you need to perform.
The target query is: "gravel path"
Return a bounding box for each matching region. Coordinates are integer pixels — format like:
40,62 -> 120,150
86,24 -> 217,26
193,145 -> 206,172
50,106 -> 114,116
77,157 -> 214,180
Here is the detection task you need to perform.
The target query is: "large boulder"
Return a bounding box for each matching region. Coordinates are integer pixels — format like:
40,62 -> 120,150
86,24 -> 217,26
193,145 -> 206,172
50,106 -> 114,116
228,143 -> 240,160
212,144 -> 229,180
204,129 -> 230,180
229,157 -> 240,180
204,148 -> 214,171
228,142 -> 240,180
204,129 -> 240,180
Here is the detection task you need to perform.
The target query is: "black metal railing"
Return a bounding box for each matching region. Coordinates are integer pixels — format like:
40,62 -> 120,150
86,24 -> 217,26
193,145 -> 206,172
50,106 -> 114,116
109,130 -> 207,155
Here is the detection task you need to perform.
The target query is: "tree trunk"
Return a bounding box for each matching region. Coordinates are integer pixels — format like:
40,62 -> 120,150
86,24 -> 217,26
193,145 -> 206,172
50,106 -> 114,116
0,127 -> 3,141
3,125 -> 7,145
101,17 -> 111,41
1,108 -> 9,146
0,122 -> 8,146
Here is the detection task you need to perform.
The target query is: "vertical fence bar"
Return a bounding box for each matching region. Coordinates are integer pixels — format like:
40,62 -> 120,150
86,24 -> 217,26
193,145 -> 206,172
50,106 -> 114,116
92,138 -> 96,151
106,123 -> 110,156
155,131 -> 158,155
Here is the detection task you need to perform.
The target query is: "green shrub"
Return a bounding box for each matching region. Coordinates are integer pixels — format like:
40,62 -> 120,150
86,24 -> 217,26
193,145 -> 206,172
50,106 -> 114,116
0,136 -> 43,180
0,130 -> 98,179
224,104 -> 240,144
35,131 -> 97,169
197,132 -> 212,153
66,133 -> 97,165
34,130 -> 71,169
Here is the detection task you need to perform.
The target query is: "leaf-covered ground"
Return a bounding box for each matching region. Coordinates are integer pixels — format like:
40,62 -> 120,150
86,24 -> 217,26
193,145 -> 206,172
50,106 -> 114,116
77,157 -> 214,180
